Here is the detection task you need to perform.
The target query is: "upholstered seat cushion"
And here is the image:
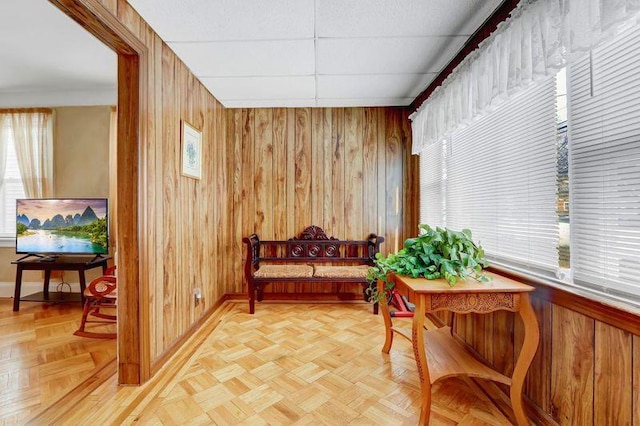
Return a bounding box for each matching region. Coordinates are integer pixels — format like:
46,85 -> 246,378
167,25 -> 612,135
253,264 -> 314,278
313,265 -> 370,278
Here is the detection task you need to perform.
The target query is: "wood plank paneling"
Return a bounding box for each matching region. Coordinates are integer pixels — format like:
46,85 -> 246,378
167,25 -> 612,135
384,110 -> 403,254
344,107 -> 364,240
228,106 -> 415,297
254,109 -> 274,238
55,0 -> 419,386
594,322 -> 632,425
550,305 -> 594,425
294,108 -> 312,235
634,335 -> 640,425
451,280 -> 640,426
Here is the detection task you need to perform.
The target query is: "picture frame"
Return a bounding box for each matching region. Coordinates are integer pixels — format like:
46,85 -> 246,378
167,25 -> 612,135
181,120 -> 202,180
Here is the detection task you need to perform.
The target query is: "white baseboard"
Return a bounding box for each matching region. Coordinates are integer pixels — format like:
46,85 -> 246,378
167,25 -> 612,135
0,280 -> 81,298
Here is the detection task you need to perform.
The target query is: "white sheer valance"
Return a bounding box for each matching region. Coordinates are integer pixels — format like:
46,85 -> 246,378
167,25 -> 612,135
411,0 -> 640,154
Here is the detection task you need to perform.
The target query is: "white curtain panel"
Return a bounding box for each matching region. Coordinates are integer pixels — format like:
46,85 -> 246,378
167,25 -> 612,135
410,0 -> 640,154
10,111 -> 54,198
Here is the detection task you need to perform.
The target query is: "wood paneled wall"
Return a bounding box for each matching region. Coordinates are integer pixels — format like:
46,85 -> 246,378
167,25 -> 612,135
56,0 -> 418,384
450,282 -> 640,425
227,107 -> 418,295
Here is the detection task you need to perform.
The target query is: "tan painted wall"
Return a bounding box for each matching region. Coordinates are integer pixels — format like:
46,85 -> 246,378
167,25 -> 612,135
0,106 -> 111,286
53,106 -> 111,197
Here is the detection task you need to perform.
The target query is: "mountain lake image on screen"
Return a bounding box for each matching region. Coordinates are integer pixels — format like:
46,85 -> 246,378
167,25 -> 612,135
16,198 -> 108,255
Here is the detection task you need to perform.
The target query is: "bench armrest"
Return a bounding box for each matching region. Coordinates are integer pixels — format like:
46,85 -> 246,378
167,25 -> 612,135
366,234 -> 385,262
243,234 -> 261,279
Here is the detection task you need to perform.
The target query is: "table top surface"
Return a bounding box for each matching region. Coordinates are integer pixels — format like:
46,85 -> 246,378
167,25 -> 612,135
391,272 -> 534,294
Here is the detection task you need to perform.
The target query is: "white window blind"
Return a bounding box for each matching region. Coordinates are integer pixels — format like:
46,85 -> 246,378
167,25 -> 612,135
569,24 -> 640,299
419,140 -> 445,229
446,77 -> 559,273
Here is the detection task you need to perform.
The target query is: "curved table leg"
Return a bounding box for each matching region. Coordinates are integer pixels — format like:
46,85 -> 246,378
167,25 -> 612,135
412,295 -> 431,425
511,293 -> 539,425
379,280 -> 394,353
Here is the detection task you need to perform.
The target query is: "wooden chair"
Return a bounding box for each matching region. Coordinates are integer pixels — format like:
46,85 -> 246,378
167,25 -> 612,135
74,266 -> 117,339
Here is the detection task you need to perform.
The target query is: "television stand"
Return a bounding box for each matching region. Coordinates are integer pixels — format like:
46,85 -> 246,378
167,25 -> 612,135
15,253 -> 47,262
11,255 -> 112,311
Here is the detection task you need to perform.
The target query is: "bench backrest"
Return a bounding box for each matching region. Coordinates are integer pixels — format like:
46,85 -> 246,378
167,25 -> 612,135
243,225 -> 384,269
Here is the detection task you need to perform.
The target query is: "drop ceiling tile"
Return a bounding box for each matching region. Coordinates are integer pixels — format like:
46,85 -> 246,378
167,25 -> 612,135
129,0 -> 314,41
316,97 -> 413,107
317,0 -> 503,37
317,74 -> 436,99
169,40 -> 314,77
223,99 -> 317,108
317,36 -> 467,75
200,76 -> 315,100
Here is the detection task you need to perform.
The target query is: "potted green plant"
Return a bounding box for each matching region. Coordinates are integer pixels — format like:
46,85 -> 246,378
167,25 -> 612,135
366,224 -> 491,303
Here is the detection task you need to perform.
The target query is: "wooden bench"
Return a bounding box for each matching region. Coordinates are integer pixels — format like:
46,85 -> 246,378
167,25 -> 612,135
243,225 -> 384,314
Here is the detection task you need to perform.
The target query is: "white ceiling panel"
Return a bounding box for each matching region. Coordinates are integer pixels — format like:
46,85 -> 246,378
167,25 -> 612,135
169,40 -> 315,77
200,76 -> 316,101
317,74 -> 436,99
129,0 -> 315,41
317,0 -> 502,37
317,36 -> 467,75
3,1 -> 505,108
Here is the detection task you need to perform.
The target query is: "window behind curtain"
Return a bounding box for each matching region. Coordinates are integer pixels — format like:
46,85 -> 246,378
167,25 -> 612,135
0,126 -> 26,238
418,140 -> 445,229
569,23 -> 640,300
418,77 -> 559,275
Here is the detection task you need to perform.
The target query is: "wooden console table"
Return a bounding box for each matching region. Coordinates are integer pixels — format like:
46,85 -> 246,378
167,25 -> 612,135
380,273 -> 539,425
12,255 -> 111,312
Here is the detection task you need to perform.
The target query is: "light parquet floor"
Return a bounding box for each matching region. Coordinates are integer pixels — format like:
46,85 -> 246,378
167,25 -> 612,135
35,301 -> 513,425
0,298 -> 116,425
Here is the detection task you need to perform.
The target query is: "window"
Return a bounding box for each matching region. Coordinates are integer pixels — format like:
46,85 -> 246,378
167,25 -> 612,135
568,23 -> 640,301
416,24 -> 640,307
419,77 -> 559,276
0,123 -> 26,239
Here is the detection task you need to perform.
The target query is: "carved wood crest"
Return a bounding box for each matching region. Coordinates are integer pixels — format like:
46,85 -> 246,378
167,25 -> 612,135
289,225 -> 339,257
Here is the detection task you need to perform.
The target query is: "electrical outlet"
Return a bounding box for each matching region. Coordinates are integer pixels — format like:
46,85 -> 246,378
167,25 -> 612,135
194,287 -> 202,306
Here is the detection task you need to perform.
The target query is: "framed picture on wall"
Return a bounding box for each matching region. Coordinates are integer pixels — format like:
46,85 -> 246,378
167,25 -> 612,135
181,120 -> 202,180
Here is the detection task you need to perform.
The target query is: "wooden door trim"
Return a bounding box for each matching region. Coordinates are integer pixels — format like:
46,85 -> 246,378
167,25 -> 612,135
49,0 -> 148,384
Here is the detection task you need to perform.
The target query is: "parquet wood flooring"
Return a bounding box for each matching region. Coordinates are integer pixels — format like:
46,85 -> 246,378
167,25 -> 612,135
36,301 -> 513,425
0,299 -> 116,425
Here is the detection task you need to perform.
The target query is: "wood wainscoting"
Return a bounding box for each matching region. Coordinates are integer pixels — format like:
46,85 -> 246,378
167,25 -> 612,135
51,0 -> 419,386
227,107 -> 418,297
442,271 -> 640,425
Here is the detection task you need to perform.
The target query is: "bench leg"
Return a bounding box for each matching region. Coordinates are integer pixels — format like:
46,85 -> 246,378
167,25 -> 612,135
256,284 -> 264,302
248,281 -> 255,314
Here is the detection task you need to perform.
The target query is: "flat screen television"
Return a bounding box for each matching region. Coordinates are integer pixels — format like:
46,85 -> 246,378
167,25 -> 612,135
16,198 -> 108,256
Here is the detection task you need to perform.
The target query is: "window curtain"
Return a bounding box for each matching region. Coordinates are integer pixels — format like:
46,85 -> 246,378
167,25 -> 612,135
411,0 -> 640,154
9,110 -> 54,198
